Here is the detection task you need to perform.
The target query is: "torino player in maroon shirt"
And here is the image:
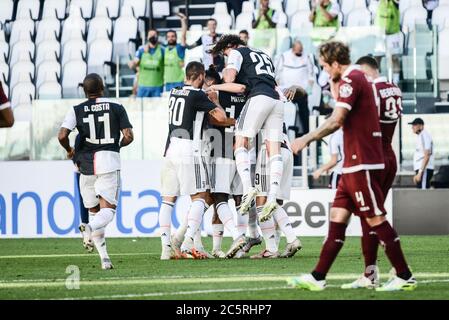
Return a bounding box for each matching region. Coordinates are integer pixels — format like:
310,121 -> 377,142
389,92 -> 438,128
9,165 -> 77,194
341,56 -> 405,289
287,42 -> 416,292
0,81 -> 14,128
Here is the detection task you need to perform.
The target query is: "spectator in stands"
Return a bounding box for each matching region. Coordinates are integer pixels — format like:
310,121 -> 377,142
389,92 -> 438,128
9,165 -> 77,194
239,30 -> 249,44
409,118 -> 435,189
373,0 -> 401,84
226,0 -> 244,18
187,18 -> 224,72
276,40 -> 315,135
253,0 -> 279,29
128,29 -> 165,97
309,0 -> 340,28
0,81 -> 14,128
164,13 -> 188,92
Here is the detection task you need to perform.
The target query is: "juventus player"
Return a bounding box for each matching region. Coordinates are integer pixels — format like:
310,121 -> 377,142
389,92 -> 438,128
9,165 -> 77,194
58,74 -> 134,270
341,55 -> 404,289
288,42 -> 416,292
210,35 -> 285,222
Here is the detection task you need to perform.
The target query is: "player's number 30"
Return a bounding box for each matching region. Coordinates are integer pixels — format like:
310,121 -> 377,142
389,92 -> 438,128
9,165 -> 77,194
168,97 -> 186,126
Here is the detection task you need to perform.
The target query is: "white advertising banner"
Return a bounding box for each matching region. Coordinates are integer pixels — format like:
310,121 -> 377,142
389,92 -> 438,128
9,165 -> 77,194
0,161 -> 392,238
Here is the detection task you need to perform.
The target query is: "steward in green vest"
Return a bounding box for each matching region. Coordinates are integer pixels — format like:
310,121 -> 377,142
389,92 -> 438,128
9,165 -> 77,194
128,29 -> 164,97
164,13 -> 188,92
253,0 -> 278,29
375,0 -> 400,35
310,0 -> 339,28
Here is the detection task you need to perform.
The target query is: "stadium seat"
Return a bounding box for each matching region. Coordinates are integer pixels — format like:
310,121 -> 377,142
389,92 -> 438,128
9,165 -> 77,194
87,14 -> 112,45
42,0 -> 67,20
400,0 -> 424,22
38,81 -> 62,99
35,18 -> 61,45
345,7 -> 372,27
236,13 -> 254,30
122,0 -> 147,18
9,41 -> 35,66
96,0 -> 120,18
152,1 -> 171,18
438,29 -> 449,80
62,39 -> 87,67
10,60 -> 35,89
0,0 -> 14,24
70,0 -> 94,19
286,0 -> 310,17
402,7 -> 428,32
241,1 -> 255,13
214,2 -> 229,15
0,42 -> 8,62
16,0 -> 40,20
341,0 -> 367,16
113,6 -> 138,62
11,81 -> 35,108
87,37 -> 113,77
274,9 -> 288,28
62,59 -> 87,98
290,10 -> 313,32
35,39 -> 60,66
212,13 -> 233,32
36,60 -> 61,89
10,18 -> 35,47
0,61 -> 9,82
432,5 -> 449,31
61,8 -> 86,45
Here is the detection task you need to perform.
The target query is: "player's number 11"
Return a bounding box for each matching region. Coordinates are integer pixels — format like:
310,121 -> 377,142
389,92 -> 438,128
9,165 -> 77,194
83,113 -> 115,144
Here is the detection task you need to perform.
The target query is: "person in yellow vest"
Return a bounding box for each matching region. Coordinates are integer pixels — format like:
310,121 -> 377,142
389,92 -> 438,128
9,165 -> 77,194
309,0 -> 340,28
252,0 -> 279,29
164,13 -> 188,92
128,29 -> 165,97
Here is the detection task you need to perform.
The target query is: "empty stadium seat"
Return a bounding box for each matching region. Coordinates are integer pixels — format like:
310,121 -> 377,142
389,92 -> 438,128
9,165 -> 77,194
96,0 -> 120,18
35,18 -> 61,45
0,0 -> 14,24
152,1 -> 170,18
10,18 -> 35,46
10,60 -> 35,89
113,6 -> 138,61
274,9 -> 288,28
345,7 -> 372,27
35,40 -> 60,66
38,81 -> 62,99
0,61 -> 9,82
10,41 -> 35,66
213,2 -> 233,31
87,14 -> 112,45
402,7 -> 428,32
61,8 -> 86,45
62,59 -> 87,98
62,39 -> 87,66
341,0 -> 367,16
0,42 -> 8,62
70,0 -> 93,19
36,60 -> 61,89
286,0 -> 310,16
42,0 -> 67,19
214,2 -> 229,14
236,12 -> 254,30
400,0 -> 424,22
87,38 -> 113,77
242,1 -> 255,13
432,5 -> 449,31
16,0 -> 40,20
11,81 -> 35,108
290,10 -> 313,32
122,0 -> 147,18
438,29 -> 449,80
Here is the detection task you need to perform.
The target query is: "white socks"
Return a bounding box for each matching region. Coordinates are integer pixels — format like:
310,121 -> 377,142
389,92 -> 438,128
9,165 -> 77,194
257,206 -> 277,252
89,208 -> 115,231
216,201 -> 240,240
185,199 -> 206,240
267,154 -> 283,203
194,229 -> 204,249
212,224 -> 224,251
235,203 -> 248,237
248,205 -> 260,239
159,201 -> 174,247
235,147 -> 252,192
273,206 -> 296,244
91,227 -> 109,260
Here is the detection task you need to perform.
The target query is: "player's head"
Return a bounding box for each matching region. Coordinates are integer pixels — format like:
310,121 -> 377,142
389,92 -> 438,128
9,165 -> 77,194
356,55 -> 380,81
82,73 -> 104,98
185,61 -> 206,88
166,29 -> 177,46
210,34 -> 246,57
318,41 -> 351,81
409,117 -> 424,134
147,29 -> 159,45
207,18 -> 217,34
204,65 -> 222,89
292,40 -> 303,56
239,30 -> 249,45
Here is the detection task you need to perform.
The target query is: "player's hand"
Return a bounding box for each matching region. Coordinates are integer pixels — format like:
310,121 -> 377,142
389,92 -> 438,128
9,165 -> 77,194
291,136 -> 309,155
66,147 -> 75,160
413,172 -> 423,184
176,12 -> 187,20
313,168 -> 323,180
283,87 -> 296,101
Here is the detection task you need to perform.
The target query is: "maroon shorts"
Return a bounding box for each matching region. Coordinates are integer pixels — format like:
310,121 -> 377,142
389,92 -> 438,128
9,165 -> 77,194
380,150 -> 397,198
332,170 -> 386,218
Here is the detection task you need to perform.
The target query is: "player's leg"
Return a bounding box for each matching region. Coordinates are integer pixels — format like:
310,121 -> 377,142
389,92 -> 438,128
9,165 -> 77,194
275,201 -> 302,258
211,207 -> 226,258
76,172 -> 90,249
159,196 -> 176,260
78,174 -> 100,253
250,196 -> 279,259
180,192 -> 208,255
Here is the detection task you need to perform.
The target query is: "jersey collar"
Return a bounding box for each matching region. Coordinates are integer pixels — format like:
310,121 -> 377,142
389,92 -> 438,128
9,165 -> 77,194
373,76 -> 388,84
342,64 -> 361,78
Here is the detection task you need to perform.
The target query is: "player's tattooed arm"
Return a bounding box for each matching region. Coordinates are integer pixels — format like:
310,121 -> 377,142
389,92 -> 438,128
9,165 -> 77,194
120,128 -> 134,148
208,107 -> 227,124
208,116 -> 236,127
57,127 -> 75,159
207,83 -> 246,94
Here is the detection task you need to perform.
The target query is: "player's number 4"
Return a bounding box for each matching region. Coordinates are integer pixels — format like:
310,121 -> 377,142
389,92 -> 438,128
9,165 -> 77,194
83,113 -> 114,145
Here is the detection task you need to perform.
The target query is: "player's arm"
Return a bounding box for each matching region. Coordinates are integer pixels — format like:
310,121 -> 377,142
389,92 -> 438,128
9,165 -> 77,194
223,49 -> 242,83
313,154 -> 338,180
178,13 -> 188,47
207,83 -> 246,94
120,128 -> 134,147
58,107 -> 76,159
118,105 -> 134,148
186,36 -> 201,50
128,47 -> 143,70
0,84 -> 13,128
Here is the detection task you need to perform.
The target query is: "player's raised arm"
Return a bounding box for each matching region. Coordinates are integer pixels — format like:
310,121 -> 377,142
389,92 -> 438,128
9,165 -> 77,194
206,83 -> 246,94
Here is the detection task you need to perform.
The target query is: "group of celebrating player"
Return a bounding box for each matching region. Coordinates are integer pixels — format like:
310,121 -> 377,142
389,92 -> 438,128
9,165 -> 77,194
58,35 -> 417,292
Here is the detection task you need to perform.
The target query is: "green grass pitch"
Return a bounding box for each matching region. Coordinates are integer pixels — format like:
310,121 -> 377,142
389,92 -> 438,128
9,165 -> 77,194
0,236 -> 448,300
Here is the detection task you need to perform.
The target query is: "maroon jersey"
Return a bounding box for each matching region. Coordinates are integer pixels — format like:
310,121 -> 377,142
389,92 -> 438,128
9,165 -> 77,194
335,66 -> 384,174
0,82 -> 9,110
373,77 -> 402,148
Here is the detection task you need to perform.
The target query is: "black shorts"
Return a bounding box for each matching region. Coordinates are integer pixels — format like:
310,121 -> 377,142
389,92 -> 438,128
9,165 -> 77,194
415,169 -> 434,189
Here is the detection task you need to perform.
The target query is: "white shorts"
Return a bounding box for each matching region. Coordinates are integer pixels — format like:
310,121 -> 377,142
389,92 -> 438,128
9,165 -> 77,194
80,171 -> 121,209
255,146 -> 293,201
209,157 -> 243,195
235,95 -> 284,142
161,155 -> 210,196
386,32 -> 403,56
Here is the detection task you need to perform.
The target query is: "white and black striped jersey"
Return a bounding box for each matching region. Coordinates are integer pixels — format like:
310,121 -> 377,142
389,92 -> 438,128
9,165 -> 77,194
61,98 -> 132,175
226,47 -> 279,100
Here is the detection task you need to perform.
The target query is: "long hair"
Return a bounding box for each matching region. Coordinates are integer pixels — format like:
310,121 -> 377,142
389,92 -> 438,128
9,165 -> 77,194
208,34 -> 246,56
205,65 -> 222,84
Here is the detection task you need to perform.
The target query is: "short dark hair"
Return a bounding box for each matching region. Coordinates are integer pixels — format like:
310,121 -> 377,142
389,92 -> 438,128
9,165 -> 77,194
356,55 -> 379,70
185,61 -> 205,81
166,29 -> 177,37
239,30 -> 249,36
82,73 -> 104,96
205,65 -> 222,84
207,18 -> 217,24
319,41 -> 351,66
209,34 -> 246,55
148,28 -> 158,35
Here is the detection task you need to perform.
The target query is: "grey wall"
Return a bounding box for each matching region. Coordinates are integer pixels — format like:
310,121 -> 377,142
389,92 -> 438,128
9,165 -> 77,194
393,189 -> 449,235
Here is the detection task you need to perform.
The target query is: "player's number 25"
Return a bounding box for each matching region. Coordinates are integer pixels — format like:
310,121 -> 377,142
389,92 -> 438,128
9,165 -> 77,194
168,97 -> 185,126
250,52 -> 275,77
83,113 -> 114,145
